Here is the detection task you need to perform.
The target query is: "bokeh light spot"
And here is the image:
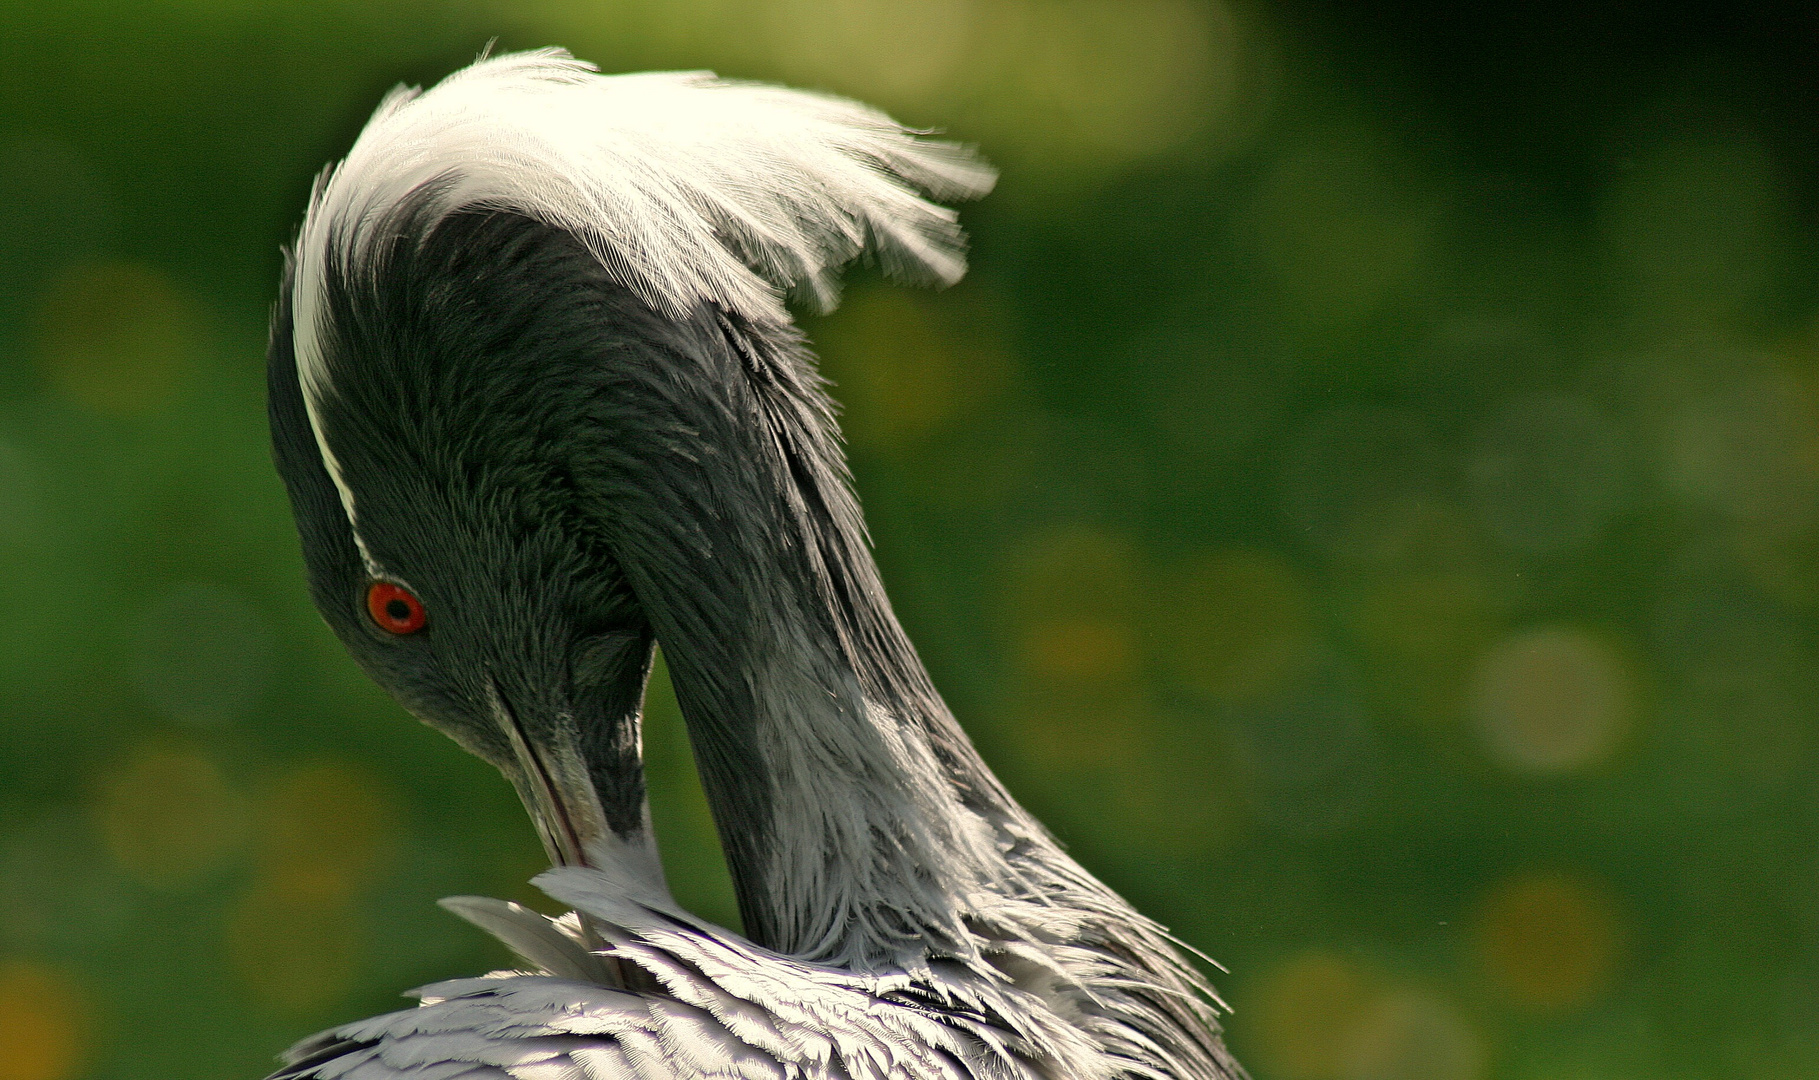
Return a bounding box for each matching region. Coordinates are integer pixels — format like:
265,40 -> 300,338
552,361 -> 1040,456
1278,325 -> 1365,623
1234,660 -> 1381,836
1356,573 -> 1491,659
0,815 -> 132,952
1021,616 -> 1138,682
131,582 -> 276,728
1666,367 -> 1819,516
1342,497 -> 1489,576
254,759 -> 403,897
1243,954 -> 1483,1080
1000,657 -> 1153,770
228,759 -> 403,1013
1473,869 -> 1624,1011
1103,714 -> 1242,856
1666,369 -> 1819,538
1002,527 -> 1150,769
967,0 -> 1240,163
1603,131 -> 1786,339
226,871 -> 362,1013
1153,547 -> 1315,704
1469,627 -> 1633,774
1007,526 -> 1141,628
92,741 -> 248,891
1245,950 -> 1376,1080
33,259 -> 196,415
0,960 -> 86,1080
761,0 -> 977,105
1341,989 -> 1484,1080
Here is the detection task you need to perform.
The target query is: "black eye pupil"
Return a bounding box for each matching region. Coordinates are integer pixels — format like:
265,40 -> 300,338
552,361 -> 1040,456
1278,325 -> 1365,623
386,599 -> 411,621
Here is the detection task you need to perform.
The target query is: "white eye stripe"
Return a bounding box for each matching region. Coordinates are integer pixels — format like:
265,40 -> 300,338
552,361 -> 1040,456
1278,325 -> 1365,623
293,332 -> 380,577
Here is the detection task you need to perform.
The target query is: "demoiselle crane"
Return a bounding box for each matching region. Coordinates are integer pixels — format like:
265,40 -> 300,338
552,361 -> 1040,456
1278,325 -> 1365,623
265,49 -> 1247,1080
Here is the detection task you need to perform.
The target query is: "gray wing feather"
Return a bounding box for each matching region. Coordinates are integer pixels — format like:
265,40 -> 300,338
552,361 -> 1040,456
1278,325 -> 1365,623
437,897 -> 613,986
274,882 -> 1048,1080
370,1062 -> 495,1080
570,1044 -> 637,1080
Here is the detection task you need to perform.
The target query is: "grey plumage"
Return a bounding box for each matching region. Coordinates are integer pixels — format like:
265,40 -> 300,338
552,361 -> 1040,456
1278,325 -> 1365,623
266,48 -> 1245,1080
273,867 -> 1080,1080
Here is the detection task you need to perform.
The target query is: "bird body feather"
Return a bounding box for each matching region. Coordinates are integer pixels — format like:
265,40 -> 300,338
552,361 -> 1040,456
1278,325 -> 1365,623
273,867 -> 1086,1080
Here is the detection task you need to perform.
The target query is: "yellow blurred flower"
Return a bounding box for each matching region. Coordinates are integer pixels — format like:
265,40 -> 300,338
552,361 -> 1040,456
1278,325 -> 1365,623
1342,989 -> 1484,1080
226,869 -> 363,1013
253,758 -> 403,899
228,758 -> 407,1012
1242,952 -> 1484,1080
0,960 -> 86,1080
1245,950 -> 1377,1080
1000,527 -> 1151,768
92,740 -> 248,890
1472,869 -> 1625,1011
1021,616 -> 1138,683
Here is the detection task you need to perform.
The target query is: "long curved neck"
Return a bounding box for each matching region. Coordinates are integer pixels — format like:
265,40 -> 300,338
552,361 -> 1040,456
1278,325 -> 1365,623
572,290 -> 1242,1080
580,300 -> 1022,966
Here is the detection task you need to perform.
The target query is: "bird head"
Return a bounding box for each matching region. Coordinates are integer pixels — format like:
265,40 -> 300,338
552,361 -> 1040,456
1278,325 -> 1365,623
267,49 -> 993,897
269,205 -> 662,876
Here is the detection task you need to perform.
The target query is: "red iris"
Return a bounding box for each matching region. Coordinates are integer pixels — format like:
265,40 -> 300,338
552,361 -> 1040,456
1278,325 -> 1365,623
366,581 -> 427,634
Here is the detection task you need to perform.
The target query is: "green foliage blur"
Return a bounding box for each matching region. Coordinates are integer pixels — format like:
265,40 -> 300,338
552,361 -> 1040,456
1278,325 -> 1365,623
2,2 -> 1817,1078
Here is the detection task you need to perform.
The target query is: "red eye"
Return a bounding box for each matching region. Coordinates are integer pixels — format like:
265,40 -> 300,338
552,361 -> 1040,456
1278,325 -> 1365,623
366,581 -> 427,635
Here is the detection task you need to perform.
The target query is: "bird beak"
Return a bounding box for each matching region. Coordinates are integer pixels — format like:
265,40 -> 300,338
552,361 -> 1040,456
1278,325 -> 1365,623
483,672 -> 671,895
487,680 -> 600,868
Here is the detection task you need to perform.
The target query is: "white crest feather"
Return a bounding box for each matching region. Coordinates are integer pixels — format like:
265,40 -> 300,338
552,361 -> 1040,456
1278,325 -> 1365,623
289,46 -> 995,541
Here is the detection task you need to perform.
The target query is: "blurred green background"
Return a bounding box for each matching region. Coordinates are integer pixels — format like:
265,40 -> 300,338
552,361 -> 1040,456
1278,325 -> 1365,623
2,1 -> 1817,1078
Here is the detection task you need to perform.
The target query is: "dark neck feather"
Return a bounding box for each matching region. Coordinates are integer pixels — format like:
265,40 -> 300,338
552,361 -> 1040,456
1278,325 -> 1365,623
595,307 -> 1246,1080
566,285 -> 1016,961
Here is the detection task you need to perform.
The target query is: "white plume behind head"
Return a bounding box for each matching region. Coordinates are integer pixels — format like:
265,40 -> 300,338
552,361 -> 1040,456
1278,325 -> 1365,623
288,46 -> 994,557
296,46 -> 993,327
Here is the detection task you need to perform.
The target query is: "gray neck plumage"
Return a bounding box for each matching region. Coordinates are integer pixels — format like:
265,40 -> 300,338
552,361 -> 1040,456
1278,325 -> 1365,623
583,286 -> 1237,1080
588,300 -> 1032,969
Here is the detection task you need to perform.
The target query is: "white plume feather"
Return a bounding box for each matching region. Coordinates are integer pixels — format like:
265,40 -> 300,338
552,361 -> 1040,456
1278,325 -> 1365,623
289,46 -> 993,553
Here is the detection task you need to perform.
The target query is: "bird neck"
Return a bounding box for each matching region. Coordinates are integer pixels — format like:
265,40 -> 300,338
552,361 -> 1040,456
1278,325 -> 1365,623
592,307 -> 1027,968
578,302 -> 1242,1080
672,594 -> 1014,968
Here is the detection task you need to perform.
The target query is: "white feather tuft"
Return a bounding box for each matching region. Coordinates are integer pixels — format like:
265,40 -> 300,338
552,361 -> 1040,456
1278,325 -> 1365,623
290,47 -> 993,542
